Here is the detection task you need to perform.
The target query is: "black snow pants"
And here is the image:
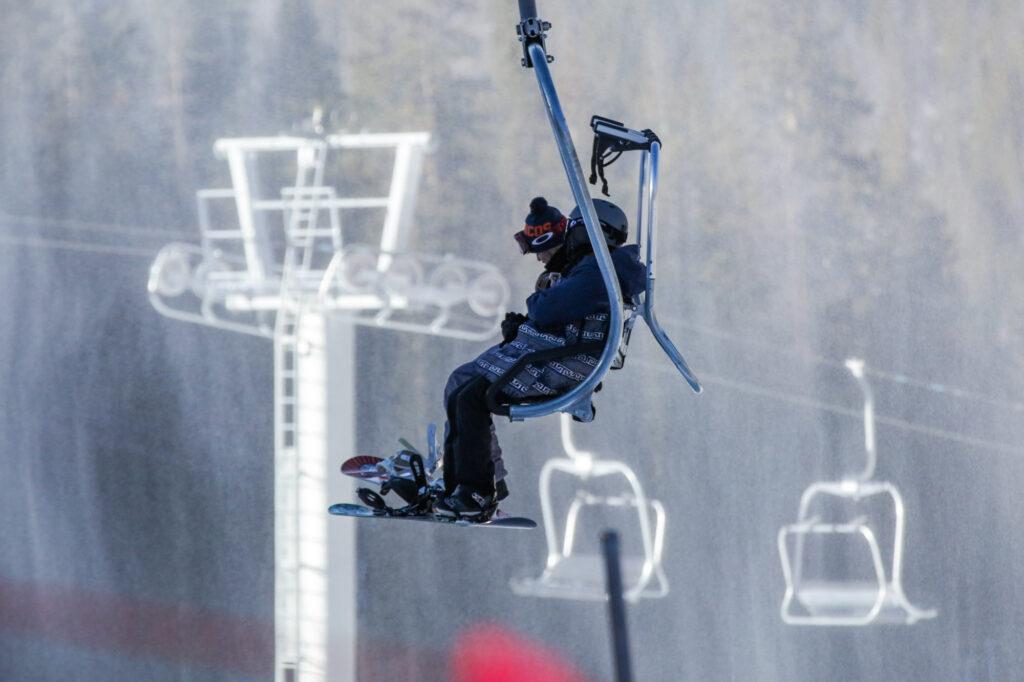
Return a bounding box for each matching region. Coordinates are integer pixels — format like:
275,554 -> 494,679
442,375 -> 496,496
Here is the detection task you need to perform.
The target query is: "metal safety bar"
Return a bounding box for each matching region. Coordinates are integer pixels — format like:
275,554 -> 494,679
510,9 -> 623,421
638,143 -> 702,393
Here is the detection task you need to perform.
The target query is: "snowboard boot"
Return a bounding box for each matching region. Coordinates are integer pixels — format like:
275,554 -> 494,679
435,484 -> 496,521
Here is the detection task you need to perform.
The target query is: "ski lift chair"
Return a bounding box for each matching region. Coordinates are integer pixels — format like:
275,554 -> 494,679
484,115 -> 701,428
777,359 -> 937,626
511,413 -> 668,601
493,5 -> 701,428
495,6 -> 690,602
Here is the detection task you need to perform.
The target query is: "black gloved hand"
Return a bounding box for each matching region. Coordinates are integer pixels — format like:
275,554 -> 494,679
500,312 -> 528,346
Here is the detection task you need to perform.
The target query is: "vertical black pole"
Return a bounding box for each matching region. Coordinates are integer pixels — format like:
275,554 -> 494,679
601,530 -> 634,682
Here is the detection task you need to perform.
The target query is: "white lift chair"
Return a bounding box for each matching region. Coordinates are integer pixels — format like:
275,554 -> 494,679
778,358 -> 937,625
511,413 -> 668,602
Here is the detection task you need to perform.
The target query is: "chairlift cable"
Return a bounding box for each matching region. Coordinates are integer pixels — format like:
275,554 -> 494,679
660,313 -> 1024,413
0,212 -> 193,239
0,234 -> 157,259
631,358 -> 1024,458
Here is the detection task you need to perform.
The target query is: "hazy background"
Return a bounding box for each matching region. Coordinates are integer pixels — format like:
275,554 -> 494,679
2,1 -> 1024,680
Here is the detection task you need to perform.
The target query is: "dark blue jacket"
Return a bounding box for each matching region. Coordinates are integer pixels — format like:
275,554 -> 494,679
472,245 -> 648,399
525,245 -> 648,330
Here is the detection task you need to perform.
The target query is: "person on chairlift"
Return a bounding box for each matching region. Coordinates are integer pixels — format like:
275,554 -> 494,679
436,196 -> 647,519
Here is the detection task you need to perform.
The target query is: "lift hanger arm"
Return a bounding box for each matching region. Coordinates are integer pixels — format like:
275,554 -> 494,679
510,5 -> 623,421
845,358 -> 877,482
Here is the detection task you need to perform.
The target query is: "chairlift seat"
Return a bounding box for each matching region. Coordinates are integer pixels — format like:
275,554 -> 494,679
793,581 -> 927,625
486,293 -> 642,422
777,359 -> 937,626
511,428 -> 669,602
778,482 -> 937,626
611,295 -> 640,371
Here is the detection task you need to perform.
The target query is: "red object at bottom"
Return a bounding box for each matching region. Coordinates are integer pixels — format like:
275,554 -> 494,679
450,623 -> 591,682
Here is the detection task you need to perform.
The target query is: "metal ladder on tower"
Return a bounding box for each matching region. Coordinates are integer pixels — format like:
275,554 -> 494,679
274,174 -> 341,678
274,179 -> 320,674
283,142 -> 340,279
274,284 -> 301,679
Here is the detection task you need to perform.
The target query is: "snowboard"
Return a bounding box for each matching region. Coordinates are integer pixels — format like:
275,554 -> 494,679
334,426 -> 534,529
328,503 -> 536,530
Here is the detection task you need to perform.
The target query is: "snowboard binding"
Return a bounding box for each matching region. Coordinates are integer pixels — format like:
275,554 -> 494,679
356,450 -> 437,517
334,425 -> 534,529
377,449 -> 437,502
341,423 -> 507,524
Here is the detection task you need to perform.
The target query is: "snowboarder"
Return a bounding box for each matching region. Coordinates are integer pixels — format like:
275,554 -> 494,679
441,196 -> 569,504
436,196 -> 647,519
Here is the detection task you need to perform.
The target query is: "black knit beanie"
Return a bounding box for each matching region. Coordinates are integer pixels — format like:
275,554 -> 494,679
513,197 -> 568,254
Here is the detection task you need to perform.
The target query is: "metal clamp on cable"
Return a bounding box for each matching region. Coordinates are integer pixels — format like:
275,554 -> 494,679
516,0 -> 553,68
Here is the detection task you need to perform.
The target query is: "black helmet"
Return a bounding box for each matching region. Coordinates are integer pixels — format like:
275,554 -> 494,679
567,199 -> 629,249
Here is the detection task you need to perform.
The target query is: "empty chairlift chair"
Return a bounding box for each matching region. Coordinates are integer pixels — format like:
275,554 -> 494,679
511,413 -> 669,602
777,359 -> 937,626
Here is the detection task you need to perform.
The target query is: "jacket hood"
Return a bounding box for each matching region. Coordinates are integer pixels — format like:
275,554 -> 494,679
570,245 -> 646,301
611,245 -> 647,299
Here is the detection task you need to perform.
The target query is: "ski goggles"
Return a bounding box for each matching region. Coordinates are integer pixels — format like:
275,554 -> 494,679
514,216 -> 567,254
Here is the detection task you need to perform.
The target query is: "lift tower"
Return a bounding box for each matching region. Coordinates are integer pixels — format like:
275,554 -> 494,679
149,132 -> 509,681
